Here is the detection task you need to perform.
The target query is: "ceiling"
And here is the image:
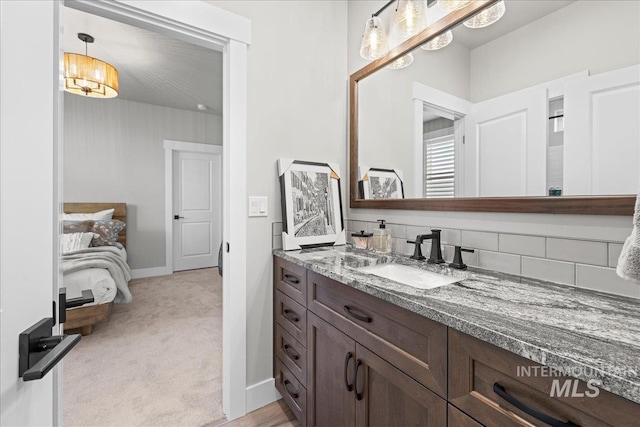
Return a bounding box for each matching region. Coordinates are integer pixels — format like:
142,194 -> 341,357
452,0 -> 576,50
63,7 -> 223,115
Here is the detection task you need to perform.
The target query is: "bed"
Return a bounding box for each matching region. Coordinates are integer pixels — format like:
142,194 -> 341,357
62,203 -> 131,336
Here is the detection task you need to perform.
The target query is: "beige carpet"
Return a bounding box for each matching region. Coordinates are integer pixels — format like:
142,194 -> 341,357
63,268 -> 223,427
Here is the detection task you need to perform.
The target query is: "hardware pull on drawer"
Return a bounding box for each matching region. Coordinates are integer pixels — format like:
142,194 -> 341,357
283,379 -> 299,399
343,305 -> 372,323
283,274 -> 300,284
283,344 -> 300,360
283,309 -> 300,322
493,383 -> 580,427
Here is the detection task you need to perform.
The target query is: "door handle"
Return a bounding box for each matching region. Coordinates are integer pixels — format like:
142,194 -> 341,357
173,215 -> 184,220
19,318 -> 81,381
58,288 -> 94,324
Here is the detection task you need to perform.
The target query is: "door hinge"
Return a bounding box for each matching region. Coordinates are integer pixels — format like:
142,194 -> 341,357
226,242 -> 230,253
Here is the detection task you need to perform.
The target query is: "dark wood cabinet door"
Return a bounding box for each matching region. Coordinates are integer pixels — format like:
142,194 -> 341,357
307,312 -> 356,427
355,344 -> 447,427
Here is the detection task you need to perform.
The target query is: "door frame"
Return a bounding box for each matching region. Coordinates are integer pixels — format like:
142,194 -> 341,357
61,0 -> 250,422
164,140 -> 223,274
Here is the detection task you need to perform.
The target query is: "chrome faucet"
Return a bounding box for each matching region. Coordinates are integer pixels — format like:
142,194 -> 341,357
407,229 -> 445,264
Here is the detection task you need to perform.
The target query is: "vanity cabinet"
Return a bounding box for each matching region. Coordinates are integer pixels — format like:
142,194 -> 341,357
273,255 -> 640,427
307,312 -> 446,426
448,329 -> 640,427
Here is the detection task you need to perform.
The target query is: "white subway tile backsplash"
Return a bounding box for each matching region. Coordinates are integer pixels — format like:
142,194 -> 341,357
272,222 -> 283,236
521,257 -> 574,285
462,231 -> 499,251
272,235 -> 283,250
575,264 -> 640,299
388,223 -> 407,239
609,243 -> 624,268
477,251 -> 520,275
342,218 -> 632,298
499,234 -> 545,257
547,238 -> 608,266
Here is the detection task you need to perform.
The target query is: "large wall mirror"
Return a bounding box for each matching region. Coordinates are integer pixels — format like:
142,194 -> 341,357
350,0 -> 638,214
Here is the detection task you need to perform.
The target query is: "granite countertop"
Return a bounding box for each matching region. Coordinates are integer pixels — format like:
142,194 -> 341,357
274,245 -> 640,404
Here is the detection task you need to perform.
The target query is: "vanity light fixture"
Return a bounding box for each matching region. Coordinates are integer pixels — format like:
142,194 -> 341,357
439,0 -> 473,12
463,0 -> 506,28
421,29 -> 453,51
359,16 -> 390,60
387,53 -> 414,69
390,0 -> 429,41
64,33 -> 119,98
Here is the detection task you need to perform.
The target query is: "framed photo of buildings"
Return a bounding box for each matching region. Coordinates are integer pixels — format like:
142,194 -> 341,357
359,167 -> 405,200
278,159 -> 345,250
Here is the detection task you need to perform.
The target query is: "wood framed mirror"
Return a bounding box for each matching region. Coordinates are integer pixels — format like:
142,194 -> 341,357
349,0 -> 637,215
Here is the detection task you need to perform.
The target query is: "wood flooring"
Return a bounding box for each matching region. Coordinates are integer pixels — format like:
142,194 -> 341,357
207,400 -> 300,427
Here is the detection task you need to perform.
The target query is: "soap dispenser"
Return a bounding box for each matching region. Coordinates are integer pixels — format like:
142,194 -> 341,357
373,220 -> 392,254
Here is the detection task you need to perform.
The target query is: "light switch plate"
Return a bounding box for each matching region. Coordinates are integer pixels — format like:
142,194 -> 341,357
248,196 -> 268,217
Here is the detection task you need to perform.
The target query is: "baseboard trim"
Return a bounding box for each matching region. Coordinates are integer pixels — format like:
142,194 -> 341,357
246,378 -> 281,413
130,267 -> 172,279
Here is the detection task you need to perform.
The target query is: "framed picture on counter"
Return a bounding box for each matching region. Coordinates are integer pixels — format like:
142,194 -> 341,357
359,167 -> 405,200
278,159 -> 346,251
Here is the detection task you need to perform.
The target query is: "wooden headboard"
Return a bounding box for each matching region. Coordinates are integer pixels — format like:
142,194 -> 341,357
63,203 -> 127,247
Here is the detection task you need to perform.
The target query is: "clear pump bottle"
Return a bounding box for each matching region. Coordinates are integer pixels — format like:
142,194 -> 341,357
373,220 -> 392,253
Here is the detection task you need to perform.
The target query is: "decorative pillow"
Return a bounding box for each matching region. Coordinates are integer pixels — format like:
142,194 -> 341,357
63,208 -> 114,221
91,220 -> 126,247
61,232 -> 96,253
62,220 -> 95,234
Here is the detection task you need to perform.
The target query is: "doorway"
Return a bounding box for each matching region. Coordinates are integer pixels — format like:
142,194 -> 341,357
58,0 -> 249,424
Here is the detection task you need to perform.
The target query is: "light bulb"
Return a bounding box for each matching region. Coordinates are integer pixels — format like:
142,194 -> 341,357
420,30 -> 453,51
387,53 -> 414,70
439,0 -> 473,12
464,1 -> 506,29
359,16 -> 389,60
391,0 -> 429,41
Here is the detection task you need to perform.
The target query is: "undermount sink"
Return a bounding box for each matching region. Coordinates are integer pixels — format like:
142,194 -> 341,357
357,263 -> 459,290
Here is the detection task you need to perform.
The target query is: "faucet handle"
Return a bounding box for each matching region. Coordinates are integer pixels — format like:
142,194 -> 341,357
449,246 -> 474,270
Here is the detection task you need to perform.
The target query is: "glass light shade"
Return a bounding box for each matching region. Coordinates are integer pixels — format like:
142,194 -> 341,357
359,16 -> 389,60
64,53 -> 119,98
439,1 -> 473,12
420,30 -> 453,51
464,1 -> 506,28
387,53 -> 414,70
391,0 -> 429,40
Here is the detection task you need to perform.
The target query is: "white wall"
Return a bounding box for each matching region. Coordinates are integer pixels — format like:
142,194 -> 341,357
209,0 -> 348,389
64,94 -> 221,270
470,0 -> 640,102
347,2 -> 634,271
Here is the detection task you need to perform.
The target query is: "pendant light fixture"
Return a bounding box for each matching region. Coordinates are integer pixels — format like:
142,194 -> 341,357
439,0 -> 473,12
464,0 -> 506,28
359,16 -> 390,60
420,30 -> 453,51
64,33 -> 119,98
387,53 -> 414,70
390,0 -> 429,41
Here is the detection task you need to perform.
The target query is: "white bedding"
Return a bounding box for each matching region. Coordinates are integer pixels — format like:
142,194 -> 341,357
63,245 -> 131,307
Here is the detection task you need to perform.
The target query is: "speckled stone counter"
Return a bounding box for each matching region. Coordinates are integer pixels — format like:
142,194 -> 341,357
273,245 -> 640,404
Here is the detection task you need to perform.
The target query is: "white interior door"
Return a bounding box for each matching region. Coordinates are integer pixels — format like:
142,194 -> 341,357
465,88 -> 547,197
564,65 -> 640,195
1,1 -> 60,425
173,150 -> 222,272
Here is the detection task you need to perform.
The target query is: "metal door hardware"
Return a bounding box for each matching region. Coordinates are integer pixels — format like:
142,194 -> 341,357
19,318 -> 81,381
173,215 -> 184,220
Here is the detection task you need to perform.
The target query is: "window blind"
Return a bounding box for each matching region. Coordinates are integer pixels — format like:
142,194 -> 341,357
424,134 -> 455,198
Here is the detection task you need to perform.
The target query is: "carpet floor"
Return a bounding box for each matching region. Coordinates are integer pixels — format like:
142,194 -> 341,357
63,268 -> 223,427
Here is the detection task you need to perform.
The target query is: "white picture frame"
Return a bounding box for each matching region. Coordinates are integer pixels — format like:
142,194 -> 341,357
359,167 -> 405,200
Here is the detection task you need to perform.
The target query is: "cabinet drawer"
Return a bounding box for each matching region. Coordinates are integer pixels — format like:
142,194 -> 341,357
275,290 -> 306,344
449,329 -> 640,427
307,270 -> 447,398
274,256 -> 307,306
275,358 -> 306,426
275,324 -> 307,387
